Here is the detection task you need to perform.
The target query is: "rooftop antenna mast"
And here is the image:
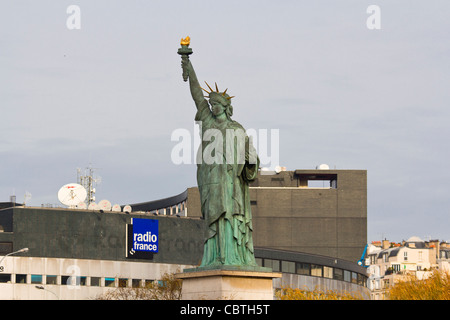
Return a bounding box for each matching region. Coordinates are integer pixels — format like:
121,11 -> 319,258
77,164 -> 101,206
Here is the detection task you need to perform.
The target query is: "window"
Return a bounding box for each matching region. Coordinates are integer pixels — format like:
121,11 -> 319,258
352,272 -> 358,284
31,275 -> 42,284
46,275 -> 57,285
145,280 -> 155,288
255,258 -> 263,267
296,263 -> 310,276
374,279 -> 380,290
298,173 -> 337,188
418,251 -> 423,262
78,276 -> 87,286
0,274 -> 11,283
282,261 -> 295,274
344,270 -> 351,282
90,277 -> 100,287
105,277 -> 115,287
311,265 -> 322,277
263,259 -> 280,272
358,274 -> 366,286
392,264 -> 400,273
323,266 -> 333,279
61,275 -> 81,286
118,278 -> 128,288
333,268 -> 344,281
404,251 -> 408,261
132,279 -> 142,288
61,276 -> 71,285
15,274 -> 27,284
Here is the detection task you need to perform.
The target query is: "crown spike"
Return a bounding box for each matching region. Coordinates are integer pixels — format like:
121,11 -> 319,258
200,86 -> 210,94
222,88 -> 228,96
204,82 -> 214,92
215,82 -> 219,92
226,96 -> 235,100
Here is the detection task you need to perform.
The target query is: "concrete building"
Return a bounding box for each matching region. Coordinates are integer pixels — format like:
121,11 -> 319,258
0,168 -> 369,300
188,169 -> 367,262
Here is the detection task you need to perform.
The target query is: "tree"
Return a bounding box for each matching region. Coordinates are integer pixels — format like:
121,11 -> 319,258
96,272 -> 182,300
387,269 -> 450,300
276,286 -> 363,300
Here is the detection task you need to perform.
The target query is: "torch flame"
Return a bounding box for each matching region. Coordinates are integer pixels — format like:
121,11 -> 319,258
180,36 -> 190,46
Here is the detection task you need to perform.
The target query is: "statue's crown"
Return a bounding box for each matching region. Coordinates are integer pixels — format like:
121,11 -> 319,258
200,82 -> 234,101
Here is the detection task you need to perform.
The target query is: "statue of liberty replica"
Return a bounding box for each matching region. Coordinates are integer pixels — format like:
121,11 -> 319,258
178,37 -> 260,269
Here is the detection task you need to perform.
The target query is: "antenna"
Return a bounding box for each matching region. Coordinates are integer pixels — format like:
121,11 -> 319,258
88,202 -> 98,210
23,191 -> 32,206
98,199 -> 112,211
111,204 -> 121,212
77,202 -> 87,209
57,183 -> 87,208
77,164 -> 101,206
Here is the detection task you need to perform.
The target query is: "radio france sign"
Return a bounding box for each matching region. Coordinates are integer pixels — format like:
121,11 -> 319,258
126,218 -> 158,259
132,218 -> 158,252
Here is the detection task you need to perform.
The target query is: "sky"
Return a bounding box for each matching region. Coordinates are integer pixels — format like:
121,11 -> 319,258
1,1 -> 449,243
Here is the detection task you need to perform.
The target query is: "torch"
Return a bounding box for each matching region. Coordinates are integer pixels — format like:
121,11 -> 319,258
177,36 -> 193,82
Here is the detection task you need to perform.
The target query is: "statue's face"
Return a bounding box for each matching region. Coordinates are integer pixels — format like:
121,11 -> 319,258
210,99 -> 226,117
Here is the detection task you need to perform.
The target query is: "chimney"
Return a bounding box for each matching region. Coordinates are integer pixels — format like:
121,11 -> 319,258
382,239 -> 390,249
429,240 -> 440,259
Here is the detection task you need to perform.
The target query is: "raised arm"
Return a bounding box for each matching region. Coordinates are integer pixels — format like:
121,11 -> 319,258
181,57 -> 207,109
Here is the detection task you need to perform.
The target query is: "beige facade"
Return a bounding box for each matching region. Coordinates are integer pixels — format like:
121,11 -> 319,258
367,236 -> 450,300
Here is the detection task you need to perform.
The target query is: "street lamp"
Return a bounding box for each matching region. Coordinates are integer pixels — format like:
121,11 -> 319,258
35,285 -> 59,300
0,248 -> 29,267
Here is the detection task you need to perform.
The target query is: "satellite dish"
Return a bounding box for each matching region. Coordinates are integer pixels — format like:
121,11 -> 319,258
123,205 -> 132,213
316,164 -> 330,170
58,183 -> 87,208
77,202 -> 87,209
275,166 -> 281,173
98,199 -> 112,211
111,204 -> 121,212
88,202 -> 98,210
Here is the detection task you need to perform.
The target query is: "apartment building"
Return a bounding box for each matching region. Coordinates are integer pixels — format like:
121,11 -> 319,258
366,236 -> 450,300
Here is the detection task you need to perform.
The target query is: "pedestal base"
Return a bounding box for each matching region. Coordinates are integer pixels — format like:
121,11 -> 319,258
176,268 -> 282,300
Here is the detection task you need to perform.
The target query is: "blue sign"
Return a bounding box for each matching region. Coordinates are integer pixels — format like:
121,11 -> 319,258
132,218 -> 158,253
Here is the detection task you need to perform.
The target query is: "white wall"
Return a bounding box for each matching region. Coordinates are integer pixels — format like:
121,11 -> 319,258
0,256 -> 194,300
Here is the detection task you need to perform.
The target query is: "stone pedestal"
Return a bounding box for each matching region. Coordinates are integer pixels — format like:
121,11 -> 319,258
176,267 -> 281,300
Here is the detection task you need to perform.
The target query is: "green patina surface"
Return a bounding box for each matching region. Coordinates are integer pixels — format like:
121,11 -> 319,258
180,39 -> 262,269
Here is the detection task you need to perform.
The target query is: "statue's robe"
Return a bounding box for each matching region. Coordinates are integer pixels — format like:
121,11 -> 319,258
195,99 -> 259,266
